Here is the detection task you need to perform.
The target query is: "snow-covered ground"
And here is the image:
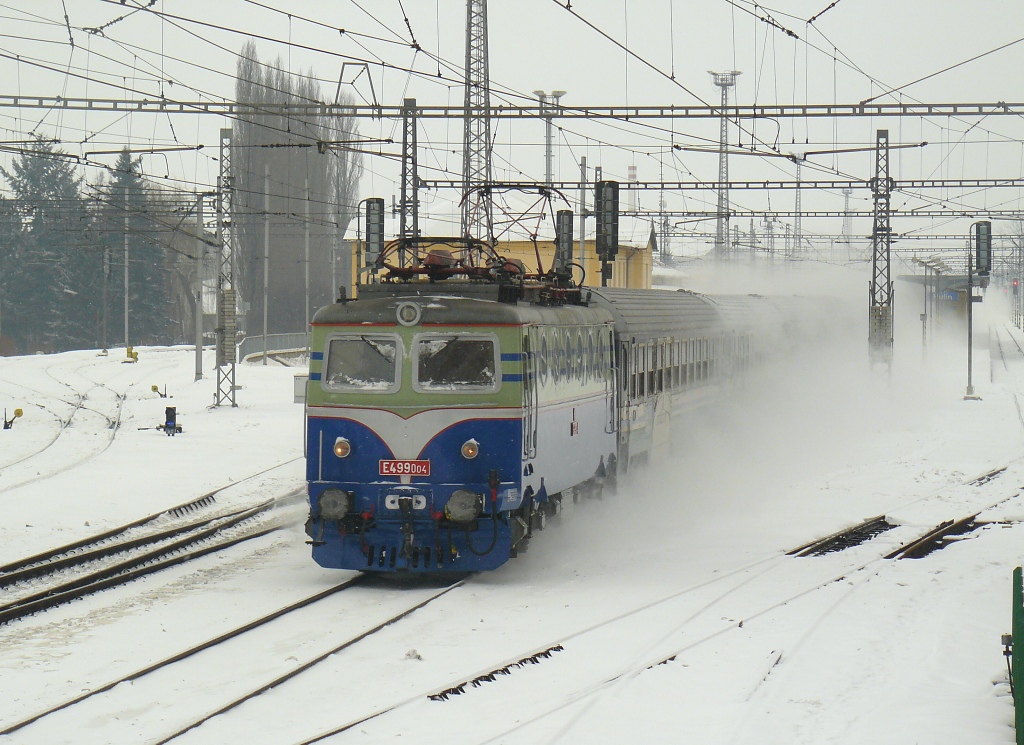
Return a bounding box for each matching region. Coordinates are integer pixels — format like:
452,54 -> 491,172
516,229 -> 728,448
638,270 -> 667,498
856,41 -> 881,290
0,268 -> 1021,744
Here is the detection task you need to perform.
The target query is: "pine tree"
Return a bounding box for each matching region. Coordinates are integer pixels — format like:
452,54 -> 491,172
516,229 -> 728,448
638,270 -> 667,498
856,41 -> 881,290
94,149 -> 173,347
0,196 -> 21,354
0,136 -> 91,352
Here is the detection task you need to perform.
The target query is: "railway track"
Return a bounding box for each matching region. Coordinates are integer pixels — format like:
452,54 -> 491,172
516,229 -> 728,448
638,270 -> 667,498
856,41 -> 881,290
0,458 -> 304,624
0,577 -> 363,738
0,492 -> 303,626
2,575 -> 468,744
993,324 -> 1024,430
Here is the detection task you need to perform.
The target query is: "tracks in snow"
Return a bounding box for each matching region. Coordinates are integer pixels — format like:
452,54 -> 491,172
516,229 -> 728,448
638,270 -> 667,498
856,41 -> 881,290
2,575 -> 468,744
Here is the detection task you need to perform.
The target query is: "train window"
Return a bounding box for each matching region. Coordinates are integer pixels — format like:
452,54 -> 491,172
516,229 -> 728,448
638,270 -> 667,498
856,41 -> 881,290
539,331 -> 550,385
659,341 -> 667,390
413,334 -> 499,392
565,329 -> 575,379
634,343 -> 643,399
583,330 -> 593,383
598,330 -> 608,382
552,329 -> 562,384
632,344 -> 641,399
655,343 -> 661,391
646,344 -> 655,395
688,339 -> 695,385
324,335 -> 401,393
671,341 -> 679,388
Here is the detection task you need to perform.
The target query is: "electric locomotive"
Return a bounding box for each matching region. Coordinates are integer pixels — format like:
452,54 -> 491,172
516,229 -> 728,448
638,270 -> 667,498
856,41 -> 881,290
304,239 -> 798,573
304,245 -> 616,571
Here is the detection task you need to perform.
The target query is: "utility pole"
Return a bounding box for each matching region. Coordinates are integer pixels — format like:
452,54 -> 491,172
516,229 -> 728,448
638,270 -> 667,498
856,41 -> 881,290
123,207 -> 129,350
709,70 -> 740,261
101,246 -> 109,353
263,163 -> 270,367
194,194 -> 204,381
304,177 -> 311,343
534,90 -> 566,185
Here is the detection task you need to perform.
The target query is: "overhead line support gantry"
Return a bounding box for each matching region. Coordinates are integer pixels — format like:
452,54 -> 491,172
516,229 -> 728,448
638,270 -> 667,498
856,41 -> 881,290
2,98 -> 1024,120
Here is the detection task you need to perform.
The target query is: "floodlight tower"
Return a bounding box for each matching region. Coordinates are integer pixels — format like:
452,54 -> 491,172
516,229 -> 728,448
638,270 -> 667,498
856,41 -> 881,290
709,70 -> 740,261
462,0 -> 494,241
534,90 -> 566,185
842,187 -> 853,240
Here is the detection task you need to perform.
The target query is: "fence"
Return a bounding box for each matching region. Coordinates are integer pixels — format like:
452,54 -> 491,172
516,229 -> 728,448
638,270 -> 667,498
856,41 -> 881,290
236,332 -> 310,363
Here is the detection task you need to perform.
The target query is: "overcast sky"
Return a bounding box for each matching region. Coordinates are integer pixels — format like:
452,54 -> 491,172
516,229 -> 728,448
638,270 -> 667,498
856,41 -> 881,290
3,1 -> 1024,247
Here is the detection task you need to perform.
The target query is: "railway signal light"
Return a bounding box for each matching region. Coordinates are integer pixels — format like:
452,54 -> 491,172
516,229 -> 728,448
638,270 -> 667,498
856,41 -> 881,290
595,181 -> 619,260
365,198 -> 385,268
1014,279 -> 1020,295
554,209 -> 574,272
974,220 -> 992,275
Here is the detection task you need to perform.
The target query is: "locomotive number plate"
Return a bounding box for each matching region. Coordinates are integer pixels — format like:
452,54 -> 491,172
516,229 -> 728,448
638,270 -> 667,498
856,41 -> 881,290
379,459 -> 431,476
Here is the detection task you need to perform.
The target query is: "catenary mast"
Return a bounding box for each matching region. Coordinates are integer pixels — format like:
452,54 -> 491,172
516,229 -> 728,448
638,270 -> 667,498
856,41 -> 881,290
461,0 -> 493,242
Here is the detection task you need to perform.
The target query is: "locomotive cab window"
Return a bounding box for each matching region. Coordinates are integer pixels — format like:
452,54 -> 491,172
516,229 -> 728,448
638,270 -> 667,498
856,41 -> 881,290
324,334 -> 401,392
413,334 -> 500,392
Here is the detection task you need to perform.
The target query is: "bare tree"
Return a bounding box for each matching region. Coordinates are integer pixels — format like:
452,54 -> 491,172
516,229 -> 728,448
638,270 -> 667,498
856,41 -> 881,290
233,40 -> 363,335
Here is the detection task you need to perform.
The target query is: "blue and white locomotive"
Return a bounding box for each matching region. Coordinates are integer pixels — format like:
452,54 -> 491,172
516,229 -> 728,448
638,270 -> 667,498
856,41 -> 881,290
304,239 -> 796,572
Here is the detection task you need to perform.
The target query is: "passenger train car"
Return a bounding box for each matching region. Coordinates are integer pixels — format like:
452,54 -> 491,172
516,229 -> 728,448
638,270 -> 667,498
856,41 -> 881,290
304,246 -> 807,573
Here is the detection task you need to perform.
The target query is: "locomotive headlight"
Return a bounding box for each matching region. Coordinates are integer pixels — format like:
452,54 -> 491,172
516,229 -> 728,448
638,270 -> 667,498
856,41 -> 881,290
333,437 -> 352,458
445,489 -> 483,523
460,439 -> 480,459
319,488 -> 352,520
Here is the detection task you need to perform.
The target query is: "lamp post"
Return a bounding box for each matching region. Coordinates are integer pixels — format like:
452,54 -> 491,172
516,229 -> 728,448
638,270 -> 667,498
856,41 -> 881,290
533,90 -> 566,186
912,257 -> 929,357
913,256 -> 951,355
